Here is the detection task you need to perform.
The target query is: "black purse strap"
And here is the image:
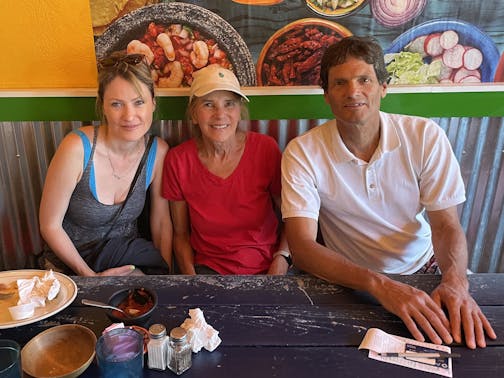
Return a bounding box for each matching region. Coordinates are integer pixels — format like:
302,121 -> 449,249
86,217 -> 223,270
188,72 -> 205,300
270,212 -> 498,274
101,135 -> 154,241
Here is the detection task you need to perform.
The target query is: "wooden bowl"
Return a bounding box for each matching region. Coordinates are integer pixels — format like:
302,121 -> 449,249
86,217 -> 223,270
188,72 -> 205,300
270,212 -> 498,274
21,324 -> 96,378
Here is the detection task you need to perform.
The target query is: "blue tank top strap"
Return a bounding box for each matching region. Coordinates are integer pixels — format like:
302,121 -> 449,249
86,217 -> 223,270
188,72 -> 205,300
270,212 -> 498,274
73,129 -> 92,169
146,137 -> 157,188
73,126 -> 99,199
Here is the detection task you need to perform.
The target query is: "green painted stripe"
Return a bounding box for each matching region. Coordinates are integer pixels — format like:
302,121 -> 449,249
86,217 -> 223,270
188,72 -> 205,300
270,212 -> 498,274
1,91 -> 504,121
381,92 -> 504,118
0,97 -> 98,122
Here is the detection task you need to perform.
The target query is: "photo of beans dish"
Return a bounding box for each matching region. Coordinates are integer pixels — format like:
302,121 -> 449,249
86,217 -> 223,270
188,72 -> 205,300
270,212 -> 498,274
258,19 -> 351,86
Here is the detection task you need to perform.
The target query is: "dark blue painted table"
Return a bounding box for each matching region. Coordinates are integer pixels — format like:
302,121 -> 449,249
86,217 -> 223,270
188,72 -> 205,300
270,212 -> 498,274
2,274 -> 503,377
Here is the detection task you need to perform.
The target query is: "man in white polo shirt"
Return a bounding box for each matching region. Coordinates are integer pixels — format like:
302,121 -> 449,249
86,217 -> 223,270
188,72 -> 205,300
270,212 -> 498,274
281,36 -> 496,349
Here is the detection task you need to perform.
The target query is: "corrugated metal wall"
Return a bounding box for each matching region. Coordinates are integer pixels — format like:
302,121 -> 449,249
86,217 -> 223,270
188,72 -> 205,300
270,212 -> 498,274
1,117 -> 503,272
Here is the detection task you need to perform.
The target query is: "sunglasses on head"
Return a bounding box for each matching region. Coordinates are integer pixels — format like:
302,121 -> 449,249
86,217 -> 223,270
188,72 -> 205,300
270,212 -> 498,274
97,53 -> 145,70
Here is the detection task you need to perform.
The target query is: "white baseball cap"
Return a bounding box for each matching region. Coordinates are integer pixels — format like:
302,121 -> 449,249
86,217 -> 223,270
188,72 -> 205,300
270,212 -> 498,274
189,65 -> 249,102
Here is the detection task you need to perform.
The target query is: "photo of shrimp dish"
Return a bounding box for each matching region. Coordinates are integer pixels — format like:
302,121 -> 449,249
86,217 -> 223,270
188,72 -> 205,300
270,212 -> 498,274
127,22 -> 233,87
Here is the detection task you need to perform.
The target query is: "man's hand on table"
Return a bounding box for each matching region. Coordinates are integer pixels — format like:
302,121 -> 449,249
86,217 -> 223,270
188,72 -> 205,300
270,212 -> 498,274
431,276 -> 497,349
371,277 -> 453,345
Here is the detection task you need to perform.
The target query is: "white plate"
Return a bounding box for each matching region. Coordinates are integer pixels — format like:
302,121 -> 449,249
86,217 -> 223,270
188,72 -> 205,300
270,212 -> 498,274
0,269 -> 77,329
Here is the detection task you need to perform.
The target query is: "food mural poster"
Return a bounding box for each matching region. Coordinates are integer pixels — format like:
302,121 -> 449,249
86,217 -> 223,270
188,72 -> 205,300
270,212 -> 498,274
90,0 -> 504,88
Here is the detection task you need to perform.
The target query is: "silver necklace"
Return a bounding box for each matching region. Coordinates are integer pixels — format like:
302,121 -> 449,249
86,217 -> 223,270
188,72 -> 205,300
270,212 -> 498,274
106,142 -> 143,180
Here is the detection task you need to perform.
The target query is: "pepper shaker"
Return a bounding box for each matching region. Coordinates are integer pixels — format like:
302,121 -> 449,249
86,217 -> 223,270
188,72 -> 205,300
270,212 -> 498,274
167,327 -> 192,375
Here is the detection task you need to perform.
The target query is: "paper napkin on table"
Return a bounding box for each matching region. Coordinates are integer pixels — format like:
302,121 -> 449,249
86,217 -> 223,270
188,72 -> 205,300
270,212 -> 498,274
359,328 -> 453,378
180,308 -> 221,352
17,270 -> 60,307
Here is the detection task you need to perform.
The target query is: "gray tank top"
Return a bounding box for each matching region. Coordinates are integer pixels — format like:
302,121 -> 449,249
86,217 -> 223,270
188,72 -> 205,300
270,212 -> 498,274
62,126 -> 151,252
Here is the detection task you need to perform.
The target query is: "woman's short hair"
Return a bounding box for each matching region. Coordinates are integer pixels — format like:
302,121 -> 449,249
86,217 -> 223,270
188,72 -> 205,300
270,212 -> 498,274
319,36 -> 390,91
95,51 -> 155,124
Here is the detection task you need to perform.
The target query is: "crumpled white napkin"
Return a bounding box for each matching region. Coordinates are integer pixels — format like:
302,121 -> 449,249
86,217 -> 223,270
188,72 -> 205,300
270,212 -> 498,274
17,270 -> 60,307
180,308 -> 221,353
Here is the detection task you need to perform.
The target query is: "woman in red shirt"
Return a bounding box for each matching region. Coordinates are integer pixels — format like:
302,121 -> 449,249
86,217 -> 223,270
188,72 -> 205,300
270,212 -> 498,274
162,65 -> 290,275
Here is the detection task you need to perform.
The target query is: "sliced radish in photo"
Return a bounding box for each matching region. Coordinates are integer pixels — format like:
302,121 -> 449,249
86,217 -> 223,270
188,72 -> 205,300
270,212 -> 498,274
424,33 -> 443,57
384,19 -> 501,84
442,44 -> 465,69
453,67 -> 481,83
459,75 -> 481,83
439,30 -> 459,50
463,47 -> 483,70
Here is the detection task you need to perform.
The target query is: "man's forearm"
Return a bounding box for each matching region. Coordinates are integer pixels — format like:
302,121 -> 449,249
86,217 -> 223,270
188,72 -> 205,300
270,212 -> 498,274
430,210 -> 469,289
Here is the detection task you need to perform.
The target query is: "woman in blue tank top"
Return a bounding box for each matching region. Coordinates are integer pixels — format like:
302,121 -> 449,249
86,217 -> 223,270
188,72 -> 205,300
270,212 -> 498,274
39,52 -> 172,276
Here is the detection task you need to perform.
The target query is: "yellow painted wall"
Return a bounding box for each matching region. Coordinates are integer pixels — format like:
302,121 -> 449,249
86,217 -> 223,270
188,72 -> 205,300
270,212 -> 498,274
0,0 -> 97,88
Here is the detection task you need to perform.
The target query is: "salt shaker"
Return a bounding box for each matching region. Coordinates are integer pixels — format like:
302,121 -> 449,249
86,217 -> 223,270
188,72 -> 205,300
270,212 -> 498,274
167,327 -> 192,375
147,323 -> 168,370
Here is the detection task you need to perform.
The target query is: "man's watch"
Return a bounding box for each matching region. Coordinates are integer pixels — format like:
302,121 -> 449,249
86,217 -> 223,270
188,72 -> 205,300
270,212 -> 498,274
273,250 -> 292,267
